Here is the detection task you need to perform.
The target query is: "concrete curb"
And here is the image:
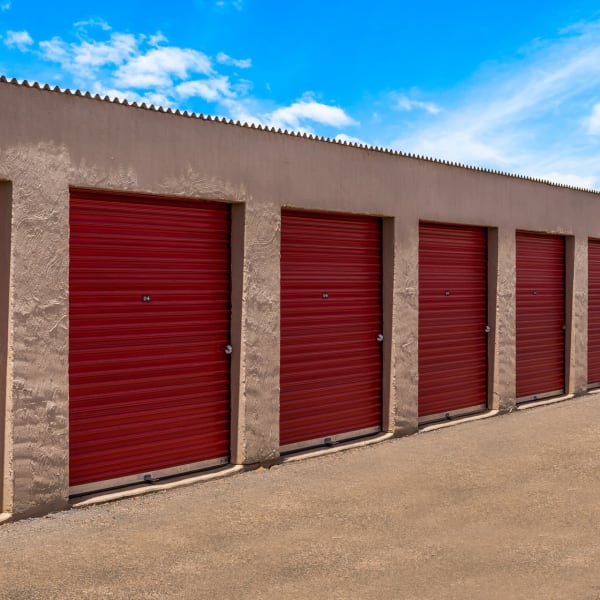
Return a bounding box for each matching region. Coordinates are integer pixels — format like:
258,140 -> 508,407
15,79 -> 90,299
516,393 -> 575,411
419,409 -> 500,433
70,465 -> 245,509
280,432 -> 395,464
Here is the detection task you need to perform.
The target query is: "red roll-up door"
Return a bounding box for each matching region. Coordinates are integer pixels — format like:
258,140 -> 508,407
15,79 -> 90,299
280,210 -> 383,450
418,223 -> 488,420
588,238 -> 600,386
69,190 -> 231,491
516,231 -> 565,401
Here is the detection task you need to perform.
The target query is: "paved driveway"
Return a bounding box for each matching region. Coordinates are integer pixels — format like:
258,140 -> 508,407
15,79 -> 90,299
2,396 -> 600,599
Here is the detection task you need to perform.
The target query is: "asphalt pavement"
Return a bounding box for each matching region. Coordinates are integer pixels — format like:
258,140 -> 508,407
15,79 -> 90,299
2,396 -> 600,599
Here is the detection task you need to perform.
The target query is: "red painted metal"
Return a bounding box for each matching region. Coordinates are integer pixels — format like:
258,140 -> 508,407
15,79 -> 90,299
69,190 -> 231,487
516,232 -> 565,400
280,210 -> 383,447
418,223 -> 488,418
588,239 -> 600,385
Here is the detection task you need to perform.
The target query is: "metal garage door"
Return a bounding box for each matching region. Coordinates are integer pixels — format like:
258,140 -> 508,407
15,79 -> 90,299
588,238 -> 600,387
69,190 -> 231,492
418,223 -> 488,421
516,231 -> 565,402
280,210 -> 383,451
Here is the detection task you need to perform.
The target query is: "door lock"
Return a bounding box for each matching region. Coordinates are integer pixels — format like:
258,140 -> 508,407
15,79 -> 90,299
224,344 -> 233,355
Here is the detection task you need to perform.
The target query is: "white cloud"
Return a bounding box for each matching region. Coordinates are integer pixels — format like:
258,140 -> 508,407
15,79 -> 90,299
584,102 -> 600,134
534,171 -> 596,188
216,52 -> 251,69
148,32 -> 167,47
75,34 -> 138,68
114,46 -> 212,88
6,21 -> 358,149
395,95 -> 441,115
25,25 -> 262,118
91,84 -> 175,108
39,33 -> 138,79
4,30 -> 33,51
176,76 -> 234,101
335,133 -> 368,145
268,99 -> 358,130
219,97 -> 262,124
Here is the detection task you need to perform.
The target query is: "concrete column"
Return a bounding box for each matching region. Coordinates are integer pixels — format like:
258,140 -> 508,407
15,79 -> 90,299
230,201 -> 280,465
7,151 -> 70,518
392,218 -> 419,435
490,226 -> 516,411
0,182 -> 11,513
566,235 -> 588,395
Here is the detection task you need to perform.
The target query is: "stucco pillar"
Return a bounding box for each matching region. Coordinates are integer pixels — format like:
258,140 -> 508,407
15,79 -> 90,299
0,182 -> 11,513
230,201 -> 280,465
392,218 -> 419,435
5,149 -> 70,517
490,226 -> 516,411
566,235 -> 588,395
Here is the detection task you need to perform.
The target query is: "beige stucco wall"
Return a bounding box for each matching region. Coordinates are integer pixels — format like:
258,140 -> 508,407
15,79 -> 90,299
1,79 -> 599,518
0,181 -> 11,512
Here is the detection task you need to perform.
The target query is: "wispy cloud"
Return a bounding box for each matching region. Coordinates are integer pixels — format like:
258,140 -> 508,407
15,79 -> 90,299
216,51 -> 251,69
215,0 -> 243,10
176,76 -> 234,102
3,30 -> 33,51
584,102 -> 600,135
390,20 -> 600,188
395,95 -> 441,115
335,133 -> 368,145
0,2 -> 10,11
73,17 -> 112,31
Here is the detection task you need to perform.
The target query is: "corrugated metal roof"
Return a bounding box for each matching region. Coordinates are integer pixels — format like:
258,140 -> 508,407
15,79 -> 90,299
1,74 -> 598,195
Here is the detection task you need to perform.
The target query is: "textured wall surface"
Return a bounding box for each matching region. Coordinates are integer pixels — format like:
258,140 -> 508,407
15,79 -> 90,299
0,146 -> 71,517
0,182 -> 11,512
0,80 -> 599,518
392,219 -> 419,435
492,228 -> 517,411
236,202 -> 281,464
569,237 -> 589,395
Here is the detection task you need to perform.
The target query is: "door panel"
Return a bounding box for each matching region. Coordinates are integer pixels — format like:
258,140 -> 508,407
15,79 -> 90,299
419,223 -> 488,419
516,232 -> 565,400
69,190 -> 231,489
280,210 -> 383,448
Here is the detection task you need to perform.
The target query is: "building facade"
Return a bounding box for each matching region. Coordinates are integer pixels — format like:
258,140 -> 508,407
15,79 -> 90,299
0,77 -> 598,520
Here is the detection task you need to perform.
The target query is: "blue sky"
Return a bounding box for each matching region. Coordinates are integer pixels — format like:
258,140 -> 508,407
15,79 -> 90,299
2,1 -> 600,188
